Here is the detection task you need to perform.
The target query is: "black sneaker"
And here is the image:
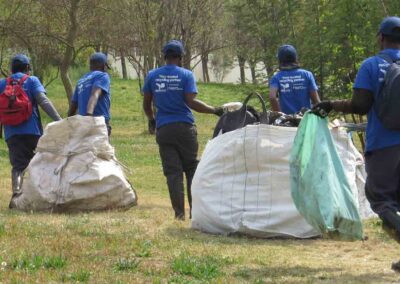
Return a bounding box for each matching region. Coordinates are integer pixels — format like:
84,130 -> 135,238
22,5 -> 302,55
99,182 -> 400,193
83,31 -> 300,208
380,211 -> 400,244
391,260 -> 400,272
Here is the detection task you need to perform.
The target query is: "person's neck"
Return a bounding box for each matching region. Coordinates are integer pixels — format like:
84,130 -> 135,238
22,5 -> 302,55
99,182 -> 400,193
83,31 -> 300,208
383,43 -> 400,50
165,59 -> 180,66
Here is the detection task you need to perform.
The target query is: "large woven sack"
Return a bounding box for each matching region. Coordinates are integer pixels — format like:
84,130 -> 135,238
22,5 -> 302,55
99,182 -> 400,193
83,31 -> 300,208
191,124 -> 374,238
13,115 -> 137,212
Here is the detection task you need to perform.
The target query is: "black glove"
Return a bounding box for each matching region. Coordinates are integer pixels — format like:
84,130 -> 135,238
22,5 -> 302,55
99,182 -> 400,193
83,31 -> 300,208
214,107 -> 224,117
148,119 -> 156,134
311,101 -> 333,118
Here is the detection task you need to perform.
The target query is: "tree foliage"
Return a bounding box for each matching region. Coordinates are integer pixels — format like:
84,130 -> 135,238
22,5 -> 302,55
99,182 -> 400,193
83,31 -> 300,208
0,0 -> 398,101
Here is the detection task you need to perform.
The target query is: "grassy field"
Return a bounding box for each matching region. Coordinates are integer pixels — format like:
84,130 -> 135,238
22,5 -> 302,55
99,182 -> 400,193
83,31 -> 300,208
0,76 -> 399,283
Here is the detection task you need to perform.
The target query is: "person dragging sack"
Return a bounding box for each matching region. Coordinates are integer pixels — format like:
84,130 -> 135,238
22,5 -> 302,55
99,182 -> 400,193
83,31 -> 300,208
68,52 -> 112,136
142,40 -> 223,220
269,44 -> 321,114
0,54 -> 61,208
312,17 -> 400,271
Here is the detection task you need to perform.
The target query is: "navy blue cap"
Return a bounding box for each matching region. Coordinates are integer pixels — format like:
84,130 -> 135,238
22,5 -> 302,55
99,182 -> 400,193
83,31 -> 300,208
90,52 -> 110,68
162,40 -> 185,56
11,54 -> 30,66
378,16 -> 400,37
277,45 -> 298,64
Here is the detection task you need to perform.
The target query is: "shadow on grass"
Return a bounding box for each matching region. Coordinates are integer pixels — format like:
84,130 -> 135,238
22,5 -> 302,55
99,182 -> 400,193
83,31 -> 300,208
164,225 -> 322,247
232,265 -> 395,283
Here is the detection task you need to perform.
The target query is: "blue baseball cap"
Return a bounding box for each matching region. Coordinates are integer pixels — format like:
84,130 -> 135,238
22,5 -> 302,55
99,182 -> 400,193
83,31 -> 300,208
162,40 -> 185,56
11,54 -> 30,66
277,45 -> 298,64
90,52 -> 110,68
378,16 -> 400,37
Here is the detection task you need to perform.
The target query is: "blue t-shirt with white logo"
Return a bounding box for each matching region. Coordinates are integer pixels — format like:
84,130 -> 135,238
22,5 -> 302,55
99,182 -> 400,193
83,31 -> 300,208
269,68 -> 318,114
353,48 -> 400,152
0,73 -> 45,140
72,71 -> 111,121
142,64 -> 198,128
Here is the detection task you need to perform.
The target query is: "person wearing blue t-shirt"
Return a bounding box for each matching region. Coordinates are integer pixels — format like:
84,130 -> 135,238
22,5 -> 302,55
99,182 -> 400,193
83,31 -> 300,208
1,54 -> 61,208
68,52 -> 111,136
143,40 -> 223,220
269,45 -> 320,114
313,17 -> 400,245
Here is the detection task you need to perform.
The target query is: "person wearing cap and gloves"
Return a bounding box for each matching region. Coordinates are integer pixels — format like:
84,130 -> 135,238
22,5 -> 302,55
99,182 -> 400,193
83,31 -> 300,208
0,54 -> 62,208
269,44 -> 321,114
142,40 -> 223,220
68,52 -> 112,136
312,17 -> 400,248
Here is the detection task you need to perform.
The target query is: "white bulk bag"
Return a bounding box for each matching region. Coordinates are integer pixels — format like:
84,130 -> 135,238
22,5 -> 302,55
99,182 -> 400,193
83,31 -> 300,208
13,115 -> 137,212
191,124 -> 374,238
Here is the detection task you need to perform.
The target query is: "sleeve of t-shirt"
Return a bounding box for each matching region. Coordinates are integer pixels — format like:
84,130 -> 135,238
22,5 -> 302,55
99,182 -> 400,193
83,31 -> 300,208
28,76 -> 46,98
353,59 -> 374,92
142,72 -> 152,95
92,73 -> 110,94
307,72 -> 318,91
269,74 -> 279,89
184,72 -> 198,95
0,79 -> 6,93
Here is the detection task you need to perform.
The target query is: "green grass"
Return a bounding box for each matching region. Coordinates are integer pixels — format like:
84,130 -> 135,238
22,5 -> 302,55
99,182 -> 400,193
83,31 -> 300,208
0,76 -> 398,283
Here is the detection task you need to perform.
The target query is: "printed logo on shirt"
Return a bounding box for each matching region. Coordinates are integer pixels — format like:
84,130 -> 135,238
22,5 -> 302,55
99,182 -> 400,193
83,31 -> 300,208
280,83 -> 290,90
155,75 -> 183,93
379,62 -> 390,83
279,75 -> 306,93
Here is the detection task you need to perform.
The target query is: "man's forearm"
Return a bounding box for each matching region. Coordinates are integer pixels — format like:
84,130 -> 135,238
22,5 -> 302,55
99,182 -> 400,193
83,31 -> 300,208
269,97 -> 280,112
187,99 -> 215,114
36,92 -> 62,121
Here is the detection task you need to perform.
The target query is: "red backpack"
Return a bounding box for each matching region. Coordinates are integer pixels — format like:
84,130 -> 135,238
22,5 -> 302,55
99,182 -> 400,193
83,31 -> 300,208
0,74 -> 32,126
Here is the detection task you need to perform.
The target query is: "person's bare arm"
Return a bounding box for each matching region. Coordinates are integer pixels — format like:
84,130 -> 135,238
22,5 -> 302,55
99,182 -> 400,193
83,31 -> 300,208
184,93 -> 217,114
86,87 -> 103,115
309,89 -> 321,105
331,89 -> 374,115
143,92 -> 155,120
313,88 -> 374,117
36,92 -> 62,121
269,87 -> 280,112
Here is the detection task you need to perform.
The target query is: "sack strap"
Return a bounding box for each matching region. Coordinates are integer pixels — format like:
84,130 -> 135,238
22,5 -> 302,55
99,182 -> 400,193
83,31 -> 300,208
242,92 -> 267,114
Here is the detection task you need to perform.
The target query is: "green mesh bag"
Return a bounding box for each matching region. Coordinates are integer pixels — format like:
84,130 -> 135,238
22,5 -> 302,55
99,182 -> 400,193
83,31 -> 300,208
290,112 -> 363,240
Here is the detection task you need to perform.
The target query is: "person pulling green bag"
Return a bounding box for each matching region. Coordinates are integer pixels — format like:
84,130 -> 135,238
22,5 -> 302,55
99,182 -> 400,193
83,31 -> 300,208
290,112 -> 364,240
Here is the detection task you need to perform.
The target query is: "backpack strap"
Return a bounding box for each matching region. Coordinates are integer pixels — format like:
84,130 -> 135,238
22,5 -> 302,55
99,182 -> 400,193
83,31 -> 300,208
18,74 -> 29,86
377,53 -> 400,64
5,74 -> 29,86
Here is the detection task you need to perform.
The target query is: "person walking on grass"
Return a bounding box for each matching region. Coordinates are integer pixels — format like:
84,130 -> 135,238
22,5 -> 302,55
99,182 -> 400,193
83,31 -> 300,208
142,40 -> 223,220
312,17 -> 400,269
269,44 -> 321,114
0,54 -> 61,208
68,52 -> 112,136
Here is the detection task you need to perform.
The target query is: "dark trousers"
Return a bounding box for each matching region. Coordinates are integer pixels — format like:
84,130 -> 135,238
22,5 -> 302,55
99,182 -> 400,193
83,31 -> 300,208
156,123 -> 199,219
365,144 -> 400,216
6,135 -> 40,176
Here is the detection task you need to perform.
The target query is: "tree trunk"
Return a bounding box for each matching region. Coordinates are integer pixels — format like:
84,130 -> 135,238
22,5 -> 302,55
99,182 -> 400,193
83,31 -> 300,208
238,55 -> 246,84
250,61 -> 257,84
201,54 -> 210,83
183,46 -> 191,70
120,50 -> 128,80
60,67 -> 74,102
61,0 -> 80,102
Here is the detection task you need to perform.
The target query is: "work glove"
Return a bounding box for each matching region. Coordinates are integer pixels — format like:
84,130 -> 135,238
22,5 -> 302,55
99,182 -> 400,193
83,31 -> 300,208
213,107 -> 224,117
148,119 -> 156,134
311,101 -> 333,118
